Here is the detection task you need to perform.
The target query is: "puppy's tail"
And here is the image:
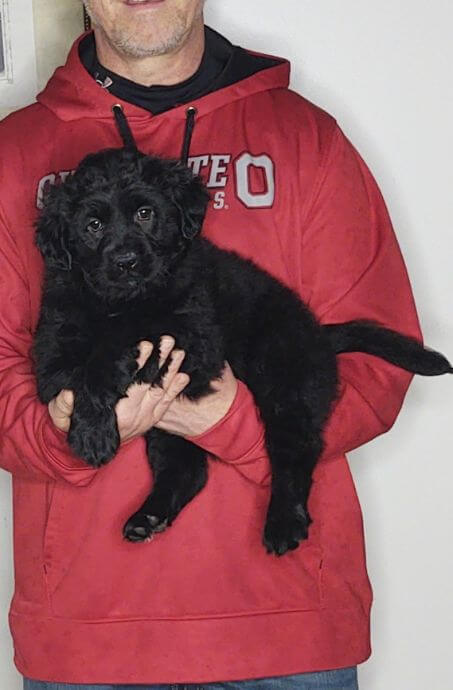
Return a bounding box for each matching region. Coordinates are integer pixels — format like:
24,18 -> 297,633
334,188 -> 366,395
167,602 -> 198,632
323,320 -> 453,376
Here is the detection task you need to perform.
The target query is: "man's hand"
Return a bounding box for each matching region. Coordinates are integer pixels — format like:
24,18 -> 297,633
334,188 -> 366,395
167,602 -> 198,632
48,337 -> 190,442
155,361 -> 238,437
48,336 -> 238,443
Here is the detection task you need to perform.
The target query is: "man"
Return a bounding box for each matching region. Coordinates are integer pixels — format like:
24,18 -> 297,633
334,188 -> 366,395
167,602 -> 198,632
0,1 -> 422,688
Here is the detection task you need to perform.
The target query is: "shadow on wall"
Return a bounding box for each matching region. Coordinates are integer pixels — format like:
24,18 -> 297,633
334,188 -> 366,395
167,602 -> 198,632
0,0 -> 84,119
33,0 -> 85,91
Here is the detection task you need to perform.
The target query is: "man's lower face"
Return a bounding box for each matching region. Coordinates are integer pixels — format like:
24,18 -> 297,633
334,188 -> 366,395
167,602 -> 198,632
84,0 -> 205,59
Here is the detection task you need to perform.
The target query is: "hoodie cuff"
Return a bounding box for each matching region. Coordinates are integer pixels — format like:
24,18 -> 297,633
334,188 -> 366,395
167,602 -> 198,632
186,380 -> 271,486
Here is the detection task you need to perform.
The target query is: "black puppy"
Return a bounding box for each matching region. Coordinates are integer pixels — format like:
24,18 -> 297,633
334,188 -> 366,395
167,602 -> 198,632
34,147 -> 452,555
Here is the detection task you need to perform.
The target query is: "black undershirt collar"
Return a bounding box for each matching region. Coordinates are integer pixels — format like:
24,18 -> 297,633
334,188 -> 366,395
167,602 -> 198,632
80,27 -> 233,115
79,27 -> 281,116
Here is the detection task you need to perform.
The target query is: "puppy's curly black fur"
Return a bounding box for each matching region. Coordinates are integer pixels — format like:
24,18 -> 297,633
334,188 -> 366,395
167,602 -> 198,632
34,148 -> 452,555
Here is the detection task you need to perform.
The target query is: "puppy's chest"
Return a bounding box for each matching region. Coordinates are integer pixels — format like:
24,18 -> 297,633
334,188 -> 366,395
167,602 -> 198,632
90,302 -> 217,351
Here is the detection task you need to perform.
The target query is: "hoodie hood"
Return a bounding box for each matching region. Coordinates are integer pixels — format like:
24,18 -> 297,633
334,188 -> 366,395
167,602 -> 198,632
37,31 -> 290,124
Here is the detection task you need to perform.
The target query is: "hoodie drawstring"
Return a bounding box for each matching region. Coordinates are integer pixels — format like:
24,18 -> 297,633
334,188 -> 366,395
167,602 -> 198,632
112,104 -> 138,151
112,103 -> 197,165
181,106 -> 197,165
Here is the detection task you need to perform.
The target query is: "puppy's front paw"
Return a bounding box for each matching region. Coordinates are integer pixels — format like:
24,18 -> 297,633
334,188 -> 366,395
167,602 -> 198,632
263,499 -> 311,556
123,508 -> 171,543
37,380 -> 61,405
68,404 -> 120,467
135,344 -> 163,386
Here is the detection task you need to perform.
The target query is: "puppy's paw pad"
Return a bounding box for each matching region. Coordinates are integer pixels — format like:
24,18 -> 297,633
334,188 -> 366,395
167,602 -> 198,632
146,515 -> 169,533
123,513 -> 169,542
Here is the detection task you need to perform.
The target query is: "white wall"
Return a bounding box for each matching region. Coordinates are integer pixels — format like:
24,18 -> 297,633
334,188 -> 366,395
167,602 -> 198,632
0,0 -> 83,119
1,1 -> 452,688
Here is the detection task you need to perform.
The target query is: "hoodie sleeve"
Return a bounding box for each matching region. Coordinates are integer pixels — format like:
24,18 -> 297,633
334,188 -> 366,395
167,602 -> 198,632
186,380 -> 270,486
301,125 -> 422,459
188,124 -> 421,480
0,205 -> 99,485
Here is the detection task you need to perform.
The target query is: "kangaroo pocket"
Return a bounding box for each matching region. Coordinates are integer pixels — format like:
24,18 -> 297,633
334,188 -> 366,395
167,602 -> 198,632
44,454 -> 324,620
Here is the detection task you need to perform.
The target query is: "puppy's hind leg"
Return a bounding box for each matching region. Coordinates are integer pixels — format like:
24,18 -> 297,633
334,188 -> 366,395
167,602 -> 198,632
123,428 -> 207,542
243,290 -> 335,556
261,409 -> 323,556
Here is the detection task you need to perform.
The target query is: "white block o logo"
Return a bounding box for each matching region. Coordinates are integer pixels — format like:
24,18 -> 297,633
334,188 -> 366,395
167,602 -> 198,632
235,153 -> 275,208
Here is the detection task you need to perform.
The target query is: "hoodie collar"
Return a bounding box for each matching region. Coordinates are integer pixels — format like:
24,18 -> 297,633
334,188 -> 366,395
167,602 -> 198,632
37,32 -> 290,123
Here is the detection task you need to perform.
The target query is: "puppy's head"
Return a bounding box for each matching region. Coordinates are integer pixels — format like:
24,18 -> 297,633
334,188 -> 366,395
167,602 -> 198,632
36,148 -> 209,302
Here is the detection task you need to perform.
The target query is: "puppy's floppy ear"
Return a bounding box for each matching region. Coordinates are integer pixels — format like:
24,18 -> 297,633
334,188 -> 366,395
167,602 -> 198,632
35,183 -> 73,271
141,156 -> 210,239
166,163 -> 210,240
173,173 -> 210,239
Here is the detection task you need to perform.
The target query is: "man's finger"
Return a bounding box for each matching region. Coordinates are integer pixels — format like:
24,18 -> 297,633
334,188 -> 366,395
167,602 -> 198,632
48,389 -> 74,433
158,335 -> 176,368
136,341 -> 153,369
160,348 -> 186,388
151,373 -> 190,420
57,389 -> 74,415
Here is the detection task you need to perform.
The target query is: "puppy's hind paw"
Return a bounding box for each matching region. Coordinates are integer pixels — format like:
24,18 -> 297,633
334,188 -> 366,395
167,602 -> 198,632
123,512 -> 169,542
263,502 -> 311,556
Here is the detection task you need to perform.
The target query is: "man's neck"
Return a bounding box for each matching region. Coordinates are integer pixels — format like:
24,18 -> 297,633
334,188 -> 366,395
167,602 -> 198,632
93,20 -> 205,87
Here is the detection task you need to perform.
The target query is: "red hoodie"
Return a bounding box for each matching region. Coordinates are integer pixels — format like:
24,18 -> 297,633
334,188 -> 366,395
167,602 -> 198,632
0,34 -> 421,684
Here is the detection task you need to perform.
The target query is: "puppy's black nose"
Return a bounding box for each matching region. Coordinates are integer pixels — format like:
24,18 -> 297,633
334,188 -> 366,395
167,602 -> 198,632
116,252 -> 138,272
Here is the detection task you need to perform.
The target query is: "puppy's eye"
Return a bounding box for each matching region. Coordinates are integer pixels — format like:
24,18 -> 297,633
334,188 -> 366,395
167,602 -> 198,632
86,218 -> 103,233
134,207 -> 154,222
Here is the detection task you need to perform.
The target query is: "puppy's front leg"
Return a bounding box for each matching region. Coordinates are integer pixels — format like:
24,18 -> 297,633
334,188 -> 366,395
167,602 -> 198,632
68,344 -> 139,467
34,307 -> 91,404
123,428 -> 208,541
